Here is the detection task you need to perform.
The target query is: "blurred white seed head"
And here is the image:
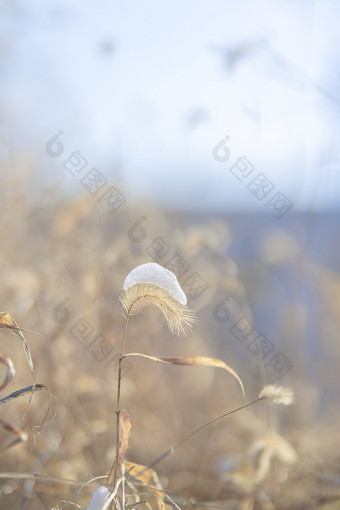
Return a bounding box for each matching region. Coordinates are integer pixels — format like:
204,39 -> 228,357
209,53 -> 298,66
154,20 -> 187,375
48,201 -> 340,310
259,384 -> 294,406
121,263 -> 196,335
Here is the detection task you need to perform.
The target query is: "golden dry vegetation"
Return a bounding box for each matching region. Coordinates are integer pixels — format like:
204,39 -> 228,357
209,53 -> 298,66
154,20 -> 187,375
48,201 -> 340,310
1,171 -> 340,509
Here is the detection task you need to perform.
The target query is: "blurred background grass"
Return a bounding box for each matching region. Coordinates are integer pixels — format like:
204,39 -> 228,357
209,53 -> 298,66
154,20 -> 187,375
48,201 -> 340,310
1,181 -> 340,508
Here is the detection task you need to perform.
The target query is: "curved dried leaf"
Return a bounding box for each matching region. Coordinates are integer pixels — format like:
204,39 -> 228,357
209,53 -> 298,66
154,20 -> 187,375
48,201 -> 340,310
0,354 -> 15,392
124,460 -> 163,489
124,461 -> 166,510
108,409 -> 132,485
0,312 -> 36,415
0,383 -> 54,447
123,353 -> 245,398
0,384 -> 47,406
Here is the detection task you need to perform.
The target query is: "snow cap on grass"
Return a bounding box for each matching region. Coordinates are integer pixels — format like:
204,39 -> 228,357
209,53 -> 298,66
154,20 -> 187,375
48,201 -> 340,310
123,262 -> 187,305
121,263 -> 196,335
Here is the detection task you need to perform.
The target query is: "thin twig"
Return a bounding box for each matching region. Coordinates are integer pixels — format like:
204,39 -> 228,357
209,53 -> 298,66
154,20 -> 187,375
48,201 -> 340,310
135,397 -> 265,475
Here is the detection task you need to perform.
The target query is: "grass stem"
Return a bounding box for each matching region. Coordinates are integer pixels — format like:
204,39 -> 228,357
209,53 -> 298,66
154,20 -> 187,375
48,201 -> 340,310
108,315 -> 130,487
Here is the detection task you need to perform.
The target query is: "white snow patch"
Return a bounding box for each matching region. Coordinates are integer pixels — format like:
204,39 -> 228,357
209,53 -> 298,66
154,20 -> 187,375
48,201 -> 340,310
86,486 -> 110,510
123,262 -> 187,305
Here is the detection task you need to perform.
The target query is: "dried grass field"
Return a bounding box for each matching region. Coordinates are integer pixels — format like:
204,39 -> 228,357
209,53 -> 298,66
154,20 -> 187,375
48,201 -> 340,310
1,179 -> 340,509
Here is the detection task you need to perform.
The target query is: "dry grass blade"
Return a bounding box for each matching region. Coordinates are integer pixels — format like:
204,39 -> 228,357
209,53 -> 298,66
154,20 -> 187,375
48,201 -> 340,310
0,383 -> 47,406
126,493 -> 164,510
124,461 -> 163,489
0,472 -> 85,485
0,312 -> 36,416
127,500 -> 153,510
125,461 -> 167,510
123,353 -> 245,398
0,353 -> 15,391
0,383 -> 53,446
0,418 -> 28,450
162,491 -> 183,510
0,324 -> 44,337
108,409 -> 132,485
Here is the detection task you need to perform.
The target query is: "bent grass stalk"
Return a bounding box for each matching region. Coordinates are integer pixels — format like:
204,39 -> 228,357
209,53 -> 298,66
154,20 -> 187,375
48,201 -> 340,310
134,384 -> 294,477
135,396 -> 266,475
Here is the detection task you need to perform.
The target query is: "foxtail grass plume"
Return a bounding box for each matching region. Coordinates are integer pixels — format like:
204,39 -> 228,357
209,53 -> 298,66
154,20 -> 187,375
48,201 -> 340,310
259,384 -> 294,406
121,263 -> 196,335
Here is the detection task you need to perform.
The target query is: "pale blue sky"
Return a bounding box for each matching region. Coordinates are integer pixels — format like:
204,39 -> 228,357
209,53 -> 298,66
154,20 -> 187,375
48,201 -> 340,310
1,0 -> 340,212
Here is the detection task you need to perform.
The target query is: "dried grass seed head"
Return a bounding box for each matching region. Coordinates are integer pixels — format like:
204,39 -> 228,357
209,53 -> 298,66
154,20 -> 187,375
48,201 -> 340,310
121,263 -> 196,335
120,283 -> 196,335
259,384 -> 294,406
